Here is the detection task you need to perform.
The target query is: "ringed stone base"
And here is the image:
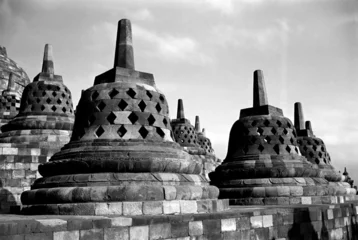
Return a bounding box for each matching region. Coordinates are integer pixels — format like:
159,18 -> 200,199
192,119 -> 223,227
2,201 -> 358,240
21,199 -> 229,216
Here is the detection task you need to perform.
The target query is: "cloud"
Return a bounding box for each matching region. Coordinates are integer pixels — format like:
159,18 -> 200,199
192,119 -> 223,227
124,8 -> 154,21
133,24 -> 213,66
205,0 -> 234,14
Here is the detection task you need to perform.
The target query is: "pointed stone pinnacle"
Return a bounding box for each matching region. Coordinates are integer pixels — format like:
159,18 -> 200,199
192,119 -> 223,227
253,70 -> 268,107
7,73 -> 15,91
305,121 -> 313,133
114,19 -> 135,70
0,46 -> 7,57
41,44 -> 55,75
177,99 -> 185,119
343,167 -> 348,176
294,102 -> 305,131
195,116 -> 201,132
202,128 -> 206,137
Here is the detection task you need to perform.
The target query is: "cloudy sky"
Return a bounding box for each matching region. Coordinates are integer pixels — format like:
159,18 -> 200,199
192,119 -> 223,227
1,0 -> 358,181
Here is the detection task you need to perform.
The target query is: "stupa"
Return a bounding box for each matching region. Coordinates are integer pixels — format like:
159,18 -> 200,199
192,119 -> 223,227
294,101 -> 355,195
20,19 -> 226,215
210,70 -> 353,205
0,44 -> 74,213
0,46 -> 30,128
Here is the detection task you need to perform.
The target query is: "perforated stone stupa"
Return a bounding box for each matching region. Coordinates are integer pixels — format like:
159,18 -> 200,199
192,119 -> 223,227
0,46 -> 30,129
0,44 -> 74,213
294,102 -> 355,194
210,70 -> 354,205
20,19 -> 227,215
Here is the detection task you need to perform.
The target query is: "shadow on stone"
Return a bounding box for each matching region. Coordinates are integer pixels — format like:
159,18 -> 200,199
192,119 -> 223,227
287,208 -> 319,240
0,179 -> 19,214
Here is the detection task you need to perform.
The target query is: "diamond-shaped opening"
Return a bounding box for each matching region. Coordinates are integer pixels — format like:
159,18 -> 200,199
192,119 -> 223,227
47,85 -> 52,90
292,130 -> 297,138
46,98 -> 51,104
52,91 -> 57,97
38,85 -> 43,91
155,103 -> 162,113
56,86 -> 61,91
95,126 -> 105,137
243,145 -> 249,154
264,119 -> 270,127
273,144 -> 280,154
118,99 -> 128,111
163,118 -> 168,126
62,107 -> 67,113
276,120 -> 282,127
279,136 -> 285,144
271,128 -> 277,135
321,146 -> 325,152
159,95 -> 165,102
146,91 -> 152,99
117,125 -> 127,137
40,105 -> 45,111
107,112 -> 116,124
251,120 -> 257,127
264,136 -> 271,144
64,87 -> 68,93
283,128 -> 288,135
318,152 -> 323,158
315,159 -> 320,165
324,159 -> 327,164
184,134 -> 188,139
128,112 -> 139,124
57,99 -> 62,104
295,147 -> 299,153
31,105 -> 35,111
126,88 -> 136,98
147,114 -> 156,126
51,105 -> 57,112
257,127 -> 264,136
109,88 -> 119,99
42,91 -> 47,97
285,145 -> 291,153
258,144 -> 264,152
309,152 -> 314,158
32,91 -> 37,97
97,101 -> 106,111
62,93 -> 66,98
156,127 -> 165,138
303,145 -> 308,151
88,114 -> 96,125
138,100 -> 147,112
290,137 -> 294,145
92,91 -> 99,100
36,98 -> 41,103
312,145 -> 317,151
314,139 -> 320,145
138,126 -> 149,139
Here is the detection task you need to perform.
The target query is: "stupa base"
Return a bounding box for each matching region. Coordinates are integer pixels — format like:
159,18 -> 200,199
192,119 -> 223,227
229,195 -> 358,205
21,199 -> 229,216
0,129 -> 71,144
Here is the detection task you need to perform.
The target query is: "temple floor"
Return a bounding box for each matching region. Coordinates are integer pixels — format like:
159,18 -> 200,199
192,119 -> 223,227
1,201 -> 358,240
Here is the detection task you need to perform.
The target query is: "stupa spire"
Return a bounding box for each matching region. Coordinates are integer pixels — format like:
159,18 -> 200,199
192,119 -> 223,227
253,69 -> 268,107
195,116 -> 201,132
41,44 -> 54,75
114,19 -> 135,69
6,73 -> 15,92
177,99 -> 185,119
294,102 -> 305,130
305,120 -> 313,133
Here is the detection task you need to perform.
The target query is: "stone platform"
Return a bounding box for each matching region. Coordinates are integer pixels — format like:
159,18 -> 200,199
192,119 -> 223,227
2,201 -> 358,240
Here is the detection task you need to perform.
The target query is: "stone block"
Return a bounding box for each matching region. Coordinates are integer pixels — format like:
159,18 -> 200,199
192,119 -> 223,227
104,227 -> 129,240
263,215 -> 273,228
129,226 -> 149,240
222,231 -> 241,240
179,200 -> 197,214
108,202 -> 123,215
163,186 -> 176,200
163,200 -> 180,214
12,170 -> 25,179
236,217 -> 250,230
54,230 -> 80,240
149,223 -> 171,239
143,201 -> 162,215
93,218 -> 111,229
203,219 -> 221,235
250,216 -> 263,228
3,148 -> 18,155
111,217 -> 133,227
123,202 -> 142,216
327,209 -> 334,220
95,203 -> 110,215
171,222 -> 188,238
35,219 -> 67,232
189,221 -> 203,236
301,197 -> 312,205
221,218 -> 236,232
24,233 -> 52,240
67,219 -> 93,231
80,229 -> 103,240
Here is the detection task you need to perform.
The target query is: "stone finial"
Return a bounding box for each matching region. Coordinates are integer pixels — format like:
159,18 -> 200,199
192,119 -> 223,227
202,128 -> 206,137
305,121 -> 313,133
114,19 -> 135,70
253,70 -> 268,107
177,99 -> 185,119
343,167 -> 348,176
195,116 -> 201,132
7,73 -> 15,91
0,46 -> 7,56
41,44 -> 55,75
294,102 -> 305,130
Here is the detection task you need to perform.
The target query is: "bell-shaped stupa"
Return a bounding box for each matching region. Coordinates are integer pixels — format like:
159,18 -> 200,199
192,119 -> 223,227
0,46 -> 30,128
0,44 -> 74,144
210,70 -> 352,205
20,19 -> 225,215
